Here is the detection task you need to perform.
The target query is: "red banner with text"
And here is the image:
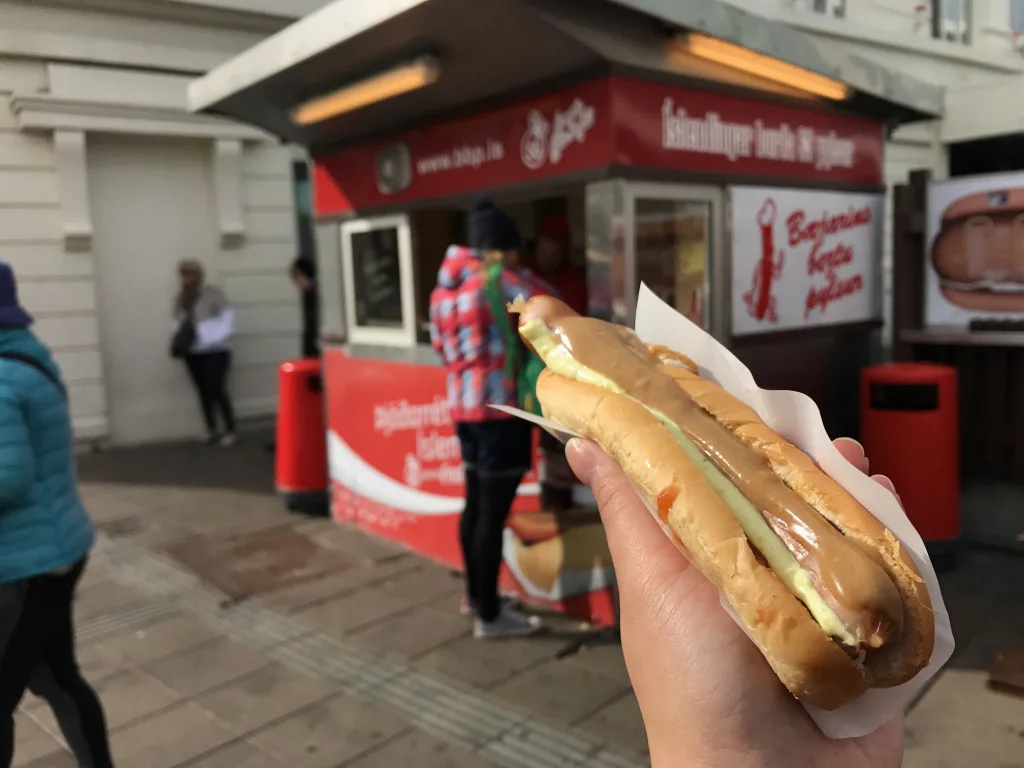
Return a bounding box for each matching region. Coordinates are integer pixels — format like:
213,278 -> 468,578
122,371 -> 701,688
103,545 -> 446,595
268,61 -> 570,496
313,77 -> 884,214
314,79 -> 612,214
323,348 -> 616,626
609,76 -> 884,187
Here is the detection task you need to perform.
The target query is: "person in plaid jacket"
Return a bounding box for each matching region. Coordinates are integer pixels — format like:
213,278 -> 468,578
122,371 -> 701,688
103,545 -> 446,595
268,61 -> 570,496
429,200 -> 553,639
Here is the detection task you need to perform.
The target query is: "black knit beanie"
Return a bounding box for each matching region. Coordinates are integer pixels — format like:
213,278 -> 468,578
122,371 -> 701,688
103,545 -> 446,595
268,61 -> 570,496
469,199 -> 521,252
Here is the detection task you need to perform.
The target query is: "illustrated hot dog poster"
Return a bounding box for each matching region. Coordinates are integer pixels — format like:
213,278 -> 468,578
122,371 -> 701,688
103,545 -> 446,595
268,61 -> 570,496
925,172 -> 1024,325
730,186 -> 884,336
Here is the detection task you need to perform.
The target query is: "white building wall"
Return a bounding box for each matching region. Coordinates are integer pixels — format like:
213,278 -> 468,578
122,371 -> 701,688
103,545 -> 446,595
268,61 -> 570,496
0,56 -> 109,437
0,1 -> 301,443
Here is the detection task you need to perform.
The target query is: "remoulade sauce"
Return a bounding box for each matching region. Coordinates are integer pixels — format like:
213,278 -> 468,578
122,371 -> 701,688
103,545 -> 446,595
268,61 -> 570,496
547,315 -> 903,649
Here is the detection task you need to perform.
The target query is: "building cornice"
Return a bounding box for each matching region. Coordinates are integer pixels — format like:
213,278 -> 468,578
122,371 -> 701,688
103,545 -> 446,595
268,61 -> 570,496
11,95 -> 270,140
11,94 -> 269,251
7,0 -> 294,33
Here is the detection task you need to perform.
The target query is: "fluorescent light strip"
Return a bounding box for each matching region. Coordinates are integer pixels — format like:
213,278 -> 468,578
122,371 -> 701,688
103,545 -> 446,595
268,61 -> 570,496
291,55 -> 440,126
678,33 -> 850,101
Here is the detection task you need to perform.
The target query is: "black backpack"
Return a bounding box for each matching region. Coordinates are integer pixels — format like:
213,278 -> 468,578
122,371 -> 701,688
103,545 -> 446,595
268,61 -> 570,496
170,320 -> 196,359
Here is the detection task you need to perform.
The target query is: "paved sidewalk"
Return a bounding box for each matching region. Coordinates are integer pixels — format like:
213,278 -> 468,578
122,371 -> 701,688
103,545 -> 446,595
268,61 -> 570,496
12,437 -> 1024,767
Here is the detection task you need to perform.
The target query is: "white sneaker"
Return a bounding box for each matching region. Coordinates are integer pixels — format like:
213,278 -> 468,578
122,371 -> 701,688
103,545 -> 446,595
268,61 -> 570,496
219,433 -> 237,448
460,594 -> 519,617
473,606 -> 542,639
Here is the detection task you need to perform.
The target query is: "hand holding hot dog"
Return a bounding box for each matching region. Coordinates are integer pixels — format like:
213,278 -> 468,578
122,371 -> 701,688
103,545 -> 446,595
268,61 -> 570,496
567,436 -> 905,768
515,295 -> 933,708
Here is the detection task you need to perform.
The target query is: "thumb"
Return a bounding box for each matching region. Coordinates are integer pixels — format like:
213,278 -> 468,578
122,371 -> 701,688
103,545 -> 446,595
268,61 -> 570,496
566,439 -> 693,593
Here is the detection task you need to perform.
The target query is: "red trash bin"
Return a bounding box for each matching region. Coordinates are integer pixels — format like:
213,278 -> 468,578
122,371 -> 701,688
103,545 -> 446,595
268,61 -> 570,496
276,358 -> 328,515
860,363 -> 959,556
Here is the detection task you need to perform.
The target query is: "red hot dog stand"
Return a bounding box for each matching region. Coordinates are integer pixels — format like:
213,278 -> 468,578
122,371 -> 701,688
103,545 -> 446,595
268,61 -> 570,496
190,0 -> 943,624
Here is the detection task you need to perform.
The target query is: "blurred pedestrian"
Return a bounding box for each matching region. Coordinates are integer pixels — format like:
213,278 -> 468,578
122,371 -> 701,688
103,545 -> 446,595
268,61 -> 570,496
0,262 -> 114,768
289,256 -> 320,359
171,259 -> 237,447
527,215 -> 585,512
531,214 -> 587,315
429,200 -> 551,639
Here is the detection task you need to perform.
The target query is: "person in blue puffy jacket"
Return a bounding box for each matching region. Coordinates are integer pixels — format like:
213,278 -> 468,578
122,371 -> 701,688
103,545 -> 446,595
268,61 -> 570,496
0,262 -> 113,767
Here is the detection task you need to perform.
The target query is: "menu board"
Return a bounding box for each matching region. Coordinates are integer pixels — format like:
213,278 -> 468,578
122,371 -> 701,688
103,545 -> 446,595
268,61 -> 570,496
351,227 -> 403,328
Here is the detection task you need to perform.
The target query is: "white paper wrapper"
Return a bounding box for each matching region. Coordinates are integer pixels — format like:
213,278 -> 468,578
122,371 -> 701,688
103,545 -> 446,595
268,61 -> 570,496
496,283 -> 955,739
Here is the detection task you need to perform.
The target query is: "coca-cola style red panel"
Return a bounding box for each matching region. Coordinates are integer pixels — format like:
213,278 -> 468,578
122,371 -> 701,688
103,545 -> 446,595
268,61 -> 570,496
322,348 -> 617,626
313,76 -> 884,214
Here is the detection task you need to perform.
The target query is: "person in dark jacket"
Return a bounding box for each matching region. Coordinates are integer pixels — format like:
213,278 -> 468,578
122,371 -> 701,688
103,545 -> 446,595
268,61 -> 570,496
290,256 -> 320,358
0,262 -> 113,768
530,214 -> 587,316
429,201 -> 553,639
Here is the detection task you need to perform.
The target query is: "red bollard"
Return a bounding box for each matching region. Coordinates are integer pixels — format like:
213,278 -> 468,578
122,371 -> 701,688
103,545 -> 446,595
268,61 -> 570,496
276,358 -> 328,515
860,363 -> 959,564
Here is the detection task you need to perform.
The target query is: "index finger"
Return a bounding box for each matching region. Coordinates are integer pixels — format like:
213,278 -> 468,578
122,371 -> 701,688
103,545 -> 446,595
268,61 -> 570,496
834,437 -> 869,475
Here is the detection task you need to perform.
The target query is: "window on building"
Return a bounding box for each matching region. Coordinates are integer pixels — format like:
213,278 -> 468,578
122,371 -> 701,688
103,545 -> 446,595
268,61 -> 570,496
932,0 -> 970,43
812,0 -> 846,17
1012,0 -> 1024,32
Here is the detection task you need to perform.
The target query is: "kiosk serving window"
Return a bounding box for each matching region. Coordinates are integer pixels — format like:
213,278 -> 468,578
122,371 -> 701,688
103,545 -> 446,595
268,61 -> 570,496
341,215 -> 417,346
623,183 -> 725,339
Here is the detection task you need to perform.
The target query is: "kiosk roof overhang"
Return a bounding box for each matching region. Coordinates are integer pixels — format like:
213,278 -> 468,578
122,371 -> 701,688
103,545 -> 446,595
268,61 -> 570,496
188,0 -> 944,151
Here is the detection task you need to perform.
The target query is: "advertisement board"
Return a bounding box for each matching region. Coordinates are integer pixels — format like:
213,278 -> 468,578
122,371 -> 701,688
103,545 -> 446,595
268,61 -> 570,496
323,348 -> 616,625
730,186 -> 884,336
925,172 -> 1024,327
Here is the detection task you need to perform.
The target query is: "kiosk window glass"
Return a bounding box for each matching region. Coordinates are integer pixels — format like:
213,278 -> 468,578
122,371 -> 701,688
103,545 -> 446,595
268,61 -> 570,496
634,199 -> 710,329
351,227 -> 403,328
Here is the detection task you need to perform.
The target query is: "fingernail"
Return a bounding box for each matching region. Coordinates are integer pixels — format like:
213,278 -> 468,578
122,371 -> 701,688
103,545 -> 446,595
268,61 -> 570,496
565,438 -> 596,484
835,437 -> 865,456
871,474 -> 896,493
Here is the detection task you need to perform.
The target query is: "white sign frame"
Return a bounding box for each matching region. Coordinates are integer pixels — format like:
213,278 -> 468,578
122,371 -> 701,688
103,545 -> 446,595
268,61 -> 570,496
924,170 -> 1024,328
729,186 -> 884,337
340,214 -> 417,348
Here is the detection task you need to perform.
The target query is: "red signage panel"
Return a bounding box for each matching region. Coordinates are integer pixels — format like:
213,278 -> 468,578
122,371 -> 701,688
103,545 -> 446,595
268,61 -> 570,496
322,348 -> 617,626
313,76 -> 886,215
314,79 -> 613,214
609,76 -> 884,187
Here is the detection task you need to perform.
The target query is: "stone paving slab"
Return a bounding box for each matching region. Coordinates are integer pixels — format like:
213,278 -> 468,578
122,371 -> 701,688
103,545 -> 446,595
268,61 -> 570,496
19,438 -> 1018,768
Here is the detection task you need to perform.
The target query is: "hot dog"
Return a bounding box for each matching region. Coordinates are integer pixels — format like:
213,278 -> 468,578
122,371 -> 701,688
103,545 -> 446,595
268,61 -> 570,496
932,189 -> 1024,312
514,295 -> 934,710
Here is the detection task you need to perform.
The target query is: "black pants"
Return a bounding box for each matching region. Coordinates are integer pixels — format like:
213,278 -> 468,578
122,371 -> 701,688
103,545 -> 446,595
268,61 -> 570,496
456,420 -> 532,623
184,351 -> 236,435
0,560 -> 114,768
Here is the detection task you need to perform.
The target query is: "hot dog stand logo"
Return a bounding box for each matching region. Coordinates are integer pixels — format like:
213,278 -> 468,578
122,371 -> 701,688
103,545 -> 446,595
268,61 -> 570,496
521,98 -> 596,170
743,198 -> 871,324
743,198 -> 786,323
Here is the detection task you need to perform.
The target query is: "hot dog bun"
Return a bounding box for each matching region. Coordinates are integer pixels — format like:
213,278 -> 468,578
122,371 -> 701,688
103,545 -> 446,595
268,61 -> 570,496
509,521 -> 613,594
537,370 -> 870,709
938,285 -> 1024,312
652,357 -> 934,688
931,189 -> 1024,309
